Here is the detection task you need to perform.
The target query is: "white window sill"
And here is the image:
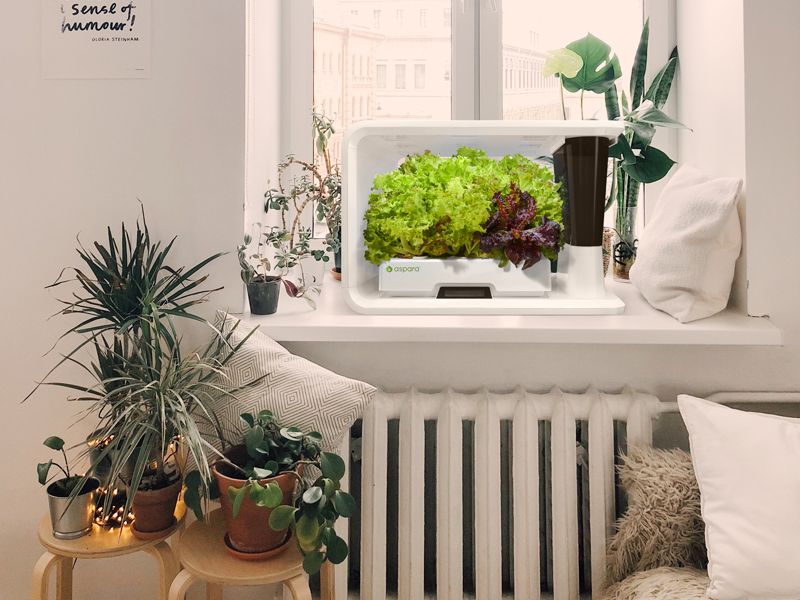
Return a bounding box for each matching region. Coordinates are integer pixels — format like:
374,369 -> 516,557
242,273 -> 781,346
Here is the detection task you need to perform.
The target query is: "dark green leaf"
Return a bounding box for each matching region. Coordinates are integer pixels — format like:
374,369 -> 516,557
331,490 -> 356,517
245,425 -> 265,457
230,486 -> 246,519
37,461 -> 52,485
302,550 -> 325,575
319,452 -> 346,481
605,85 -> 620,121
621,146 -> 676,183
644,54 -> 678,109
240,413 -> 255,428
326,534 -> 349,564
43,436 -> 65,451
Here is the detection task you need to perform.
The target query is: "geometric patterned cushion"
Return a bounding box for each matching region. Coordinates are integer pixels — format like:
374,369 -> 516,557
206,314 -> 376,453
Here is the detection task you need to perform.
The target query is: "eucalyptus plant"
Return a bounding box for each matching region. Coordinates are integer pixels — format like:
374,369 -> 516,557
544,20 -> 688,277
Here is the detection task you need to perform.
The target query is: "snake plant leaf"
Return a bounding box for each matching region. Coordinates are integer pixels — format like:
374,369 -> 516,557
560,33 -> 622,94
542,47 -> 583,78
630,19 -> 650,109
644,52 -> 678,109
630,101 -> 690,130
621,146 -> 676,183
605,85 -> 621,121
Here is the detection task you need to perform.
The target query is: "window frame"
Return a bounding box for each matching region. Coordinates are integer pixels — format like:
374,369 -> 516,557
278,0 -> 676,230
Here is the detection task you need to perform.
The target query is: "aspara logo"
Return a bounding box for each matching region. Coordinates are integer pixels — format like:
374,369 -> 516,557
386,265 -> 420,273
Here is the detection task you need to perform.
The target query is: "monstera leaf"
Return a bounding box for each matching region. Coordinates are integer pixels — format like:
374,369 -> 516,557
560,33 -> 622,94
543,47 -> 583,79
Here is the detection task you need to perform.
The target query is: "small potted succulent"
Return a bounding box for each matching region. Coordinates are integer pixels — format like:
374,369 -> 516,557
238,224 -> 320,315
38,436 -> 100,540
187,410 -> 354,574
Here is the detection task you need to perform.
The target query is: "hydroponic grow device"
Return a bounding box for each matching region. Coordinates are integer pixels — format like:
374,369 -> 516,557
342,120 -> 625,315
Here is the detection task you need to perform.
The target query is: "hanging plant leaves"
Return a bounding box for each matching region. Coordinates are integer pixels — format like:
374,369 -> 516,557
621,146 -> 676,184
560,33 -> 622,94
542,47 -> 583,78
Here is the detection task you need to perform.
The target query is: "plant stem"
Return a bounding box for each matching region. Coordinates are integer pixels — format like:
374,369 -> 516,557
61,448 -> 71,479
580,90 -> 585,119
559,82 -> 567,120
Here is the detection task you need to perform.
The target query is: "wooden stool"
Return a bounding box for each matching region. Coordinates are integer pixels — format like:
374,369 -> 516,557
33,502 -> 184,600
169,509 -> 312,600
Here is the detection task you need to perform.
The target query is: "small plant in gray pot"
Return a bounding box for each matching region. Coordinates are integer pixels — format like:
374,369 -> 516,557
238,224 -> 320,315
38,436 -> 100,540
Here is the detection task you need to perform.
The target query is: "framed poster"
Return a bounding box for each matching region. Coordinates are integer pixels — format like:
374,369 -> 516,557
42,0 -> 151,79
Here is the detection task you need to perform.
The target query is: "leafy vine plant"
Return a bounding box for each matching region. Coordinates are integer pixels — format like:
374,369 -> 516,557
240,112 -> 342,308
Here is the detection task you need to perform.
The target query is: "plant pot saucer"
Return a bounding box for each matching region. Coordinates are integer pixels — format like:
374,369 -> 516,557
223,531 -> 292,561
131,515 -> 178,540
330,268 -> 342,281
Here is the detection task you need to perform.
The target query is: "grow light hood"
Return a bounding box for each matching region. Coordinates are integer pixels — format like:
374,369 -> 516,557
342,120 -> 625,315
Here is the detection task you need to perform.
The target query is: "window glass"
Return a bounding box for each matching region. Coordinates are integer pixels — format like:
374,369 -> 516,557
501,0 -> 643,120
313,0 -> 453,162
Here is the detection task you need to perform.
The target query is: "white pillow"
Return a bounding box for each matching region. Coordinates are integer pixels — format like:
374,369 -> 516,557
208,314 -> 376,452
629,166 -> 742,323
678,395 -> 800,600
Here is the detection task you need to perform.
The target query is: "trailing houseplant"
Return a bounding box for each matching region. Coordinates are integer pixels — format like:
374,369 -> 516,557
38,436 -> 100,540
545,20 -> 688,280
28,208 -> 256,538
186,410 -> 354,574
363,147 -> 563,268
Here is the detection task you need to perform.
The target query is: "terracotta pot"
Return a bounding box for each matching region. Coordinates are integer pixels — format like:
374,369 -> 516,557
213,445 -> 299,555
131,478 -> 181,538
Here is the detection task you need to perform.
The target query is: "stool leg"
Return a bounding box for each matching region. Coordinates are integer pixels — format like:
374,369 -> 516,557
168,570 -> 196,600
284,575 -> 312,600
32,552 -> 60,600
56,558 -> 73,600
320,562 -> 335,600
146,541 -> 180,600
207,583 -> 223,600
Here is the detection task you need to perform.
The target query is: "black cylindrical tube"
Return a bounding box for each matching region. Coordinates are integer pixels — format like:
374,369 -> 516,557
553,136 -> 610,247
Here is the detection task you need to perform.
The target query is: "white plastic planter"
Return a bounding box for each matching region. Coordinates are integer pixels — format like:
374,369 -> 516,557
342,120 -> 625,315
379,257 -> 551,297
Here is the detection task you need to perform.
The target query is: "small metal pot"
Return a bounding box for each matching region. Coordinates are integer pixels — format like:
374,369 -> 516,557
47,477 -> 100,540
247,277 -> 281,315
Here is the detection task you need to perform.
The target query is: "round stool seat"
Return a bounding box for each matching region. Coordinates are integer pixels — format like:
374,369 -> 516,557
178,509 -> 305,586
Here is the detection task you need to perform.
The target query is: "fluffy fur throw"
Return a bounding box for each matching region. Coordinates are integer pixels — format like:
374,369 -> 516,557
605,445 -> 707,586
603,567 -> 710,600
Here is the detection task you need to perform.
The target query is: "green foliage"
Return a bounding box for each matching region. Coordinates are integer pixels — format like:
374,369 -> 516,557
559,33 -> 622,94
37,436 -> 82,495
363,147 -> 562,265
191,411 -> 354,575
29,206 -> 258,523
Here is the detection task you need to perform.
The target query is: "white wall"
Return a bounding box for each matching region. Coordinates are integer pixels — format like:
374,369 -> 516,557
2,0 -> 800,598
0,1 -> 249,598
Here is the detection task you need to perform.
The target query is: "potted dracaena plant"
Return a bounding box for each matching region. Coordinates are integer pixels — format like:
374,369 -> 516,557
38,436 -> 100,540
544,20 -> 688,280
185,410 -> 354,574
27,207 -> 257,539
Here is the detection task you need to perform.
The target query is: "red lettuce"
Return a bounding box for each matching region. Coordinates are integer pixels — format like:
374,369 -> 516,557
479,184 -> 562,269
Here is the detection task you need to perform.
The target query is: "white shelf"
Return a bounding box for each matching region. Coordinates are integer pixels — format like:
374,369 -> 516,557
243,273 -> 782,346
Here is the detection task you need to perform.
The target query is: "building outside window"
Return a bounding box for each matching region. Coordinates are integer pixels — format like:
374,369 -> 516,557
395,63 -> 406,89
414,63 -> 426,89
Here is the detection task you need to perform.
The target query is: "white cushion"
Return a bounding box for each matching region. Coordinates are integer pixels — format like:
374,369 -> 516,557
629,166 -> 742,323
209,314 -> 376,452
678,395 -> 800,600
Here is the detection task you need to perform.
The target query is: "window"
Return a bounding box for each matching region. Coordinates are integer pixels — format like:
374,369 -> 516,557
419,9 -> 428,29
414,63 -> 426,89
376,63 -> 387,88
502,0 -> 644,120
395,63 -> 406,89
396,9 -> 403,24
373,9 -> 381,28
